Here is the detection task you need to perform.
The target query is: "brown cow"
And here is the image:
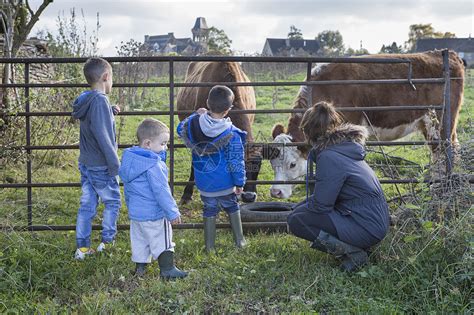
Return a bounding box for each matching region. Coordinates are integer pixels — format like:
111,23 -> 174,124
268,50 -> 465,199
177,61 -> 261,203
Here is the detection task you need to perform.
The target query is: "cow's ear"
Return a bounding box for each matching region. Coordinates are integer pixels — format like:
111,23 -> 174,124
272,124 -> 286,139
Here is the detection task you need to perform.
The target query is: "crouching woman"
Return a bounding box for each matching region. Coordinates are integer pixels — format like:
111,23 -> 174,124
287,101 -> 390,272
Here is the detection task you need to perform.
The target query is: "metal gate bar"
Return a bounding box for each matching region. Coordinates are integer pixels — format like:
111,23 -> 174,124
1,222 -> 288,232
0,51 -> 456,230
11,105 -> 446,117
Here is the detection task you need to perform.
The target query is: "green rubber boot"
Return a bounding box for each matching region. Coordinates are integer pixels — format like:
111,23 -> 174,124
311,231 -> 368,272
204,216 -> 216,253
158,251 -> 188,280
228,211 -> 247,248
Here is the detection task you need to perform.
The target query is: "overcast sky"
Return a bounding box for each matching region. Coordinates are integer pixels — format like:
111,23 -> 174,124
29,0 -> 473,56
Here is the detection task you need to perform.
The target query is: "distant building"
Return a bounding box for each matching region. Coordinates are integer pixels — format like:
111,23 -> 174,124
144,17 -> 209,55
416,38 -> 474,67
262,38 -> 320,57
191,17 -> 209,42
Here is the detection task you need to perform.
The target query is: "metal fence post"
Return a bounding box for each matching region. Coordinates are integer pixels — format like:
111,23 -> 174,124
169,60 -> 175,195
442,49 -> 452,175
25,63 -> 32,227
306,62 -> 314,181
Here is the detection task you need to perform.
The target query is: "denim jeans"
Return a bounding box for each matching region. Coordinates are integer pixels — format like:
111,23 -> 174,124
76,163 -> 121,248
200,193 -> 239,217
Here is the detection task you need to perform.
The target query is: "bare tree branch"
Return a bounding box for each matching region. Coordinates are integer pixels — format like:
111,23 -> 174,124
12,0 -> 53,56
25,0 -> 34,16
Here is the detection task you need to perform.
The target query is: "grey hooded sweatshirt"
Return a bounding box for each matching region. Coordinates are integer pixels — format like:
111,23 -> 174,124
72,90 -> 119,176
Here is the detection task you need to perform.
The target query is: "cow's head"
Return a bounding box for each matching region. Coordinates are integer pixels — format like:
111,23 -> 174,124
265,124 -> 307,199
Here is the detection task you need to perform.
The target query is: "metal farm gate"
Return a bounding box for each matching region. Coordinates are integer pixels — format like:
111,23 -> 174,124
0,50 -> 457,231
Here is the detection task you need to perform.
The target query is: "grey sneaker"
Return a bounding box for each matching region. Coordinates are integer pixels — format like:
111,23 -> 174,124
97,240 -> 115,253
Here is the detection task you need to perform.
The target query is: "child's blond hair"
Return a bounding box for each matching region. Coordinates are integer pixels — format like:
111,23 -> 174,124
136,118 -> 170,145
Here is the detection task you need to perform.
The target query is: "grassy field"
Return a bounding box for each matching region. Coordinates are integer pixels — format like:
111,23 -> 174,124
0,69 -> 472,312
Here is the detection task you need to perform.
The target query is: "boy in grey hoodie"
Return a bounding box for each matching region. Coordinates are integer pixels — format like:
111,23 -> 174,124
71,57 -> 121,260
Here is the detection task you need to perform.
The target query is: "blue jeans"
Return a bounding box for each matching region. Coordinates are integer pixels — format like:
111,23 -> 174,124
200,193 -> 239,217
76,163 -> 121,248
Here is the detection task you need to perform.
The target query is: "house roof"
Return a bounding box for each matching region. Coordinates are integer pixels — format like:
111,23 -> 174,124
145,33 -> 175,46
265,38 -> 320,55
192,17 -> 209,31
416,38 -> 474,52
143,17 -> 209,55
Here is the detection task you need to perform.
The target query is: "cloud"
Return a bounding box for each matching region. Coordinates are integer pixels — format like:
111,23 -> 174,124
28,0 -> 473,56
241,0 -> 472,19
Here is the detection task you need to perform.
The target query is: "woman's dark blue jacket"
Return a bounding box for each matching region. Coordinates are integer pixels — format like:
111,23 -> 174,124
307,124 -> 390,246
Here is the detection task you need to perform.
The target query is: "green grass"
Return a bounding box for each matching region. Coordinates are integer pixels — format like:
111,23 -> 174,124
0,71 -> 472,312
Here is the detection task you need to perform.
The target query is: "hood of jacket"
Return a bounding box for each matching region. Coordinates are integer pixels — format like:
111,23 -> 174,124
119,146 -> 167,182
309,124 -> 368,161
199,113 -> 233,137
181,114 -> 245,156
72,90 -> 104,120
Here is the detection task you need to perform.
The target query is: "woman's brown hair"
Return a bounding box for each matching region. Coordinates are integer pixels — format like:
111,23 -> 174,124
300,101 -> 343,145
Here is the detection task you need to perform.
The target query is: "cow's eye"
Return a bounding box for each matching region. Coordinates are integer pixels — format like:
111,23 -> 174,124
290,163 -> 296,169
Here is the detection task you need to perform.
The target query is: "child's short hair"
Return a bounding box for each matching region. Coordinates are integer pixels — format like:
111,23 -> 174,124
83,57 -> 112,85
207,85 -> 234,113
136,118 -> 170,145
300,101 -> 343,145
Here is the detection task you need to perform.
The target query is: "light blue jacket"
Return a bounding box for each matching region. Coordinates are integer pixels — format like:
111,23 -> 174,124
119,146 -> 180,222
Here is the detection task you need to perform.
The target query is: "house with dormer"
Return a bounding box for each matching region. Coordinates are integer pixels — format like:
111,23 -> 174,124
144,17 -> 209,55
262,38 -> 320,57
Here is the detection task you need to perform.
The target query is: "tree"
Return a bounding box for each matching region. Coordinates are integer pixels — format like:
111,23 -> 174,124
1,0 -> 53,133
36,9 -> 100,87
346,47 -> 370,56
207,26 -> 232,55
1,6 -> 102,167
287,25 -> 303,40
316,30 -> 344,56
379,42 -> 403,54
0,0 -> 54,58
405,23 -> 456,52
46,8 -> 100,57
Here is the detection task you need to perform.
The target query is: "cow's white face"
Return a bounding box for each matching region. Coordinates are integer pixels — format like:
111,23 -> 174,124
269,133 -> 307,199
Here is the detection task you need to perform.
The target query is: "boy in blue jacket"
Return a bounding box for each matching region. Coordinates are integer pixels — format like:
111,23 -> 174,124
119,118 -> 187,278
72,57 -> 121,260
177,85 -> 247,252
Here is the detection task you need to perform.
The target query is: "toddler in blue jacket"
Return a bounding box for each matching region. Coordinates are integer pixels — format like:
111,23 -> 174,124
177,85 -> 247,252
119,118 -> 187,278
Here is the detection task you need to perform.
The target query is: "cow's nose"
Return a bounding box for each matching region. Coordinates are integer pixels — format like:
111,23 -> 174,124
270,188 -> 282,198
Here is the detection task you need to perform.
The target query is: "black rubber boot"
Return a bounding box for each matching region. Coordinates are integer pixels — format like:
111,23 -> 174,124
158,251 -> 188,280
228,211 -> 247,248
204,216 -> 216,253
134,263 -> 147,277
311,231 -> 368,272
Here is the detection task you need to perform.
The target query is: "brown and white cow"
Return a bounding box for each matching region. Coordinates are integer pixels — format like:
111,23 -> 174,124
177,61 -> 261,203
268,50 -> 465,199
